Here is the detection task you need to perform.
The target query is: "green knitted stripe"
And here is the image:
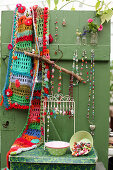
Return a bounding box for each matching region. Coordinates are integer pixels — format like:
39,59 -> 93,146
11,93 -> 30,104
28,122 -> 40,130
37,18 -> 44,37
15,41 -> 32,51
35,83 -> 42,91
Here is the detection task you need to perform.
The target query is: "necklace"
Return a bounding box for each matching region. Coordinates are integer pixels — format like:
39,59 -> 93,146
50,64 -> 55,95
54,17 -> 58,42
58,68 -> 62,93
73,50 -> 79,85
80,50 -> 89,83
87,49 -> 95,136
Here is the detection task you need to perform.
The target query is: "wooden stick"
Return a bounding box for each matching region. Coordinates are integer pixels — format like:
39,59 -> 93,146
24,51 -> 83,81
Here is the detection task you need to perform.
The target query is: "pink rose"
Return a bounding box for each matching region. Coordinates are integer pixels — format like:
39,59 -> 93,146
98,24 -> 103,31
88,18 -> 93,23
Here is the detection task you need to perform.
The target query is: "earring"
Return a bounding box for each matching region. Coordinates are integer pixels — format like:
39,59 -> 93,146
62,18 -> 66,26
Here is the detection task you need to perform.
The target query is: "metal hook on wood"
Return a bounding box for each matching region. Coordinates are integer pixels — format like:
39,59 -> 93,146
2,55 -> 9,61
54,44 -> 63,63
2,121 -> 9,128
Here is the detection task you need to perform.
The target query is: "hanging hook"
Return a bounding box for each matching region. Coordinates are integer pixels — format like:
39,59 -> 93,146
2,121 -> 9,128
54,44 -> 63,63
2,55 -> 9,61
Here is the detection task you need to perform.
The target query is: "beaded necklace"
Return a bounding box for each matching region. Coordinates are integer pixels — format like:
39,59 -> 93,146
87,49 -> 95,136
55,17 -> 58,42
73,50 -> 79,85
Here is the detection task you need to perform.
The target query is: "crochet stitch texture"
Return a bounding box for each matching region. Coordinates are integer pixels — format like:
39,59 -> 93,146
3,4 -> 50,170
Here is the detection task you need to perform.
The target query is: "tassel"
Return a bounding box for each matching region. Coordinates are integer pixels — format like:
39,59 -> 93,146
0,95 -> 4,106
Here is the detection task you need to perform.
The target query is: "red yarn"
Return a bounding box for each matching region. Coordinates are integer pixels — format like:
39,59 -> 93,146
49,34 -> 53,43
33,5 -> 38,10
25,18 -> 32,26
5,88 -> 13,97
15,79 -> 20,88
44,23 -> 47,27
50,112 -> 53,115
18,5 -> 26,13
47,70 -> 50,79
45,20 -> 48,23
5,103 -> 29,110
6,137 -> 35,169
16,4 -> 22,8
44,112 -> 47,115
0,95 -> 4,106
43,46 -> 47,49
43,42 -> 46,46
44,87 -> 49,94
44,14 -> 48,17
16,35 -> 33,43
30,69 -> 33,76
8,43 -> 13,50
44,28 -> 47,31
34,90 -> 41,97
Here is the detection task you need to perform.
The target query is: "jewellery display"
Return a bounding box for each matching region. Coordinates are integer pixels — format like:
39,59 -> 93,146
73,50 -> 79,85
69,75 -> 74,118
1,4 -> 110,170
54,17 -> 58,42
50,64 -> 55,95
58,68 -> 62,93
54,44 -> 63,62
80,50 -> 89,83
87,49 -> 95,136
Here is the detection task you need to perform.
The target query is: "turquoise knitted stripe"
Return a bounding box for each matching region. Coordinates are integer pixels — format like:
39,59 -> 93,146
12,51 -> 32,76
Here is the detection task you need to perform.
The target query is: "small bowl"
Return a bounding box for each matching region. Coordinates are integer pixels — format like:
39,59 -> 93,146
70,131 -> 93,155
45,141 -> 70,156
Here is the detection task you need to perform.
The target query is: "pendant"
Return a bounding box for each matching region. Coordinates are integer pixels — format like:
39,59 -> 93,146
79,72 -> 82,76
90,124 -> 96,136
62,19 -> 66,26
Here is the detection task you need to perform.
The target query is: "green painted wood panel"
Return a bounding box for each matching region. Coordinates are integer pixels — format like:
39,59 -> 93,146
1,10 -> 110,170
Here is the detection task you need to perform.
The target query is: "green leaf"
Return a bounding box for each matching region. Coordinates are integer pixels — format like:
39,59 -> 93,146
95,1 -> 100,11
71,6 -> 75,10
100,14 -> 106,24
47,0 -> 50,8
54,0 -> 59,10
62,0 -> 64,2
105,9 -> 113,22
101,9 -> 113,24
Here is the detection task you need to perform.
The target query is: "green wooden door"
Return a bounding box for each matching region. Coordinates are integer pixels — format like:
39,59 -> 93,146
1,10 -> 110,169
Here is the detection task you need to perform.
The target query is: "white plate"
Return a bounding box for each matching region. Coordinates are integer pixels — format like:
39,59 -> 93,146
45,141 -> 70,149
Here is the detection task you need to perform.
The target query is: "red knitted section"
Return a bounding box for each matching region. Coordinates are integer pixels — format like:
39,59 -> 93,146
6,137 -> 35,168
16,35 -> 33,43
5,103 -> 29,110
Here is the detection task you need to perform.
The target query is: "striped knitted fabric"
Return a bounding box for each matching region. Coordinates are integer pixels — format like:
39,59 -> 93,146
3,5 -> 33,110
5,5 -> 50,170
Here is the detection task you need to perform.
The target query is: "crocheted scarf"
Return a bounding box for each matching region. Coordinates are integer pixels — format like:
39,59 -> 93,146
3,4 -> 50,169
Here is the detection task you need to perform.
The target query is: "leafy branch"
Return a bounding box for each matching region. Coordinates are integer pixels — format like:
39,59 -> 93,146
46,0 -> 113,23
95,0 -> 113,24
